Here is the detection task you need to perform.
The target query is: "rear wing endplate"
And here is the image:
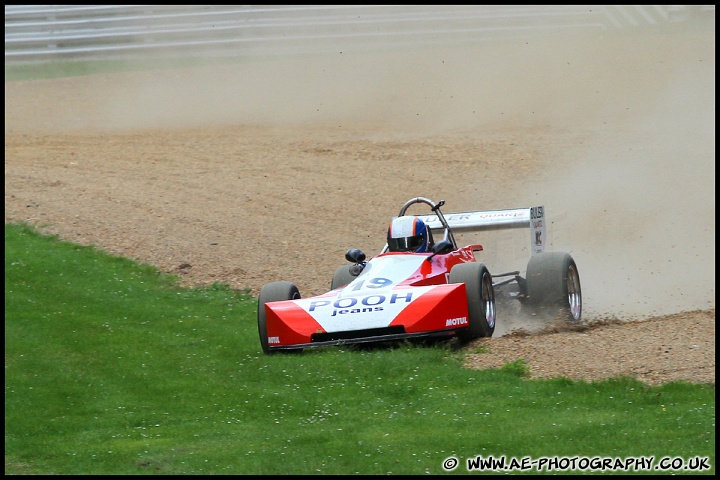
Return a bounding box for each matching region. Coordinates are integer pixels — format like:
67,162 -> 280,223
414,206 -> 546,255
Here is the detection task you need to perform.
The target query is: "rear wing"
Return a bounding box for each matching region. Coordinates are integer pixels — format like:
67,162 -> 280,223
414,206 -> 546,255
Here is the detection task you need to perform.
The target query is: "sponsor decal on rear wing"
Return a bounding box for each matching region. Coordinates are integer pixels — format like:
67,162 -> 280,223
413,206 -> 546,255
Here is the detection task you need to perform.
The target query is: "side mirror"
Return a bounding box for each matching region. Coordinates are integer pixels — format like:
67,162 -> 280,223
349,264 -> 365,276
431,240 -> 453,255
345,248 -> 366,264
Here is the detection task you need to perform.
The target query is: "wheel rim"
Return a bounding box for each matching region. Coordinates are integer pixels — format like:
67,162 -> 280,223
566,264 -> 582,321
482,272 -> 496,328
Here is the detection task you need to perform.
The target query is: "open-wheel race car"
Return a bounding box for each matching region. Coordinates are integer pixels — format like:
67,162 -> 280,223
257,197 -> 581,354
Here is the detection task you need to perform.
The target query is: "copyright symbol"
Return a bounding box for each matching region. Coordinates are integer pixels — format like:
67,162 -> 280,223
443,456 -> 459,471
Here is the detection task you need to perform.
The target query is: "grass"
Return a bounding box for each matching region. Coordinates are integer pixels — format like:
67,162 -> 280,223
4,54 -> 251,81
5,222 -> 715,475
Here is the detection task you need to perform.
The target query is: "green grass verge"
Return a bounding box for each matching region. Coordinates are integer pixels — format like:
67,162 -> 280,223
4,55 -> 247,81
5,223 -> 715,475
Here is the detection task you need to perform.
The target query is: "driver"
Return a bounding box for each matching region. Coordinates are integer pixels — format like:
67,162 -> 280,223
387,216 -> 432,253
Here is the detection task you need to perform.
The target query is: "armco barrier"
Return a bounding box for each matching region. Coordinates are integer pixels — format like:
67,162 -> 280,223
4,5 -> 713,65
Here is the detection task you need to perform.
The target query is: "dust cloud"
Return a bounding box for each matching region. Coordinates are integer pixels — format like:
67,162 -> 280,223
159,22 -> 711,321
516,25 -> 715,320
5,16 -> 714,324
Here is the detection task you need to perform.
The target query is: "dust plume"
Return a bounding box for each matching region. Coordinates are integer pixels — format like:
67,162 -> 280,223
4,16 -> 714,326
517,25 -> 715,320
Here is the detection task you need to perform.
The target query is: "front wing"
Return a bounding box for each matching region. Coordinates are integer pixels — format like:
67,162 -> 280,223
264,283 -> 470,350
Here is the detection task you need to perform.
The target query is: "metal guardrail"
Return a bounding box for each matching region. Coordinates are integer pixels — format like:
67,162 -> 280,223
5,5 -> 714,65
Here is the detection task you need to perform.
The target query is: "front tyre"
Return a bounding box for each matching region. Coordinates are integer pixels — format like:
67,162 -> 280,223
257,281 -> 301,354
449,262 -> 496,339
526,252 -> 582,322
331,264 -> 355,290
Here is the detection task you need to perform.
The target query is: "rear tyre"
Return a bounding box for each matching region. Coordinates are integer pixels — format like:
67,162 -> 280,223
525,252 -> 582,322
449,262 -> 496,339
331,264 -> 355,290
257,281 -> 301,354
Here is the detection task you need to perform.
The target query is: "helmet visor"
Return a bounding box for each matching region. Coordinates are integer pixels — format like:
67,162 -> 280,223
388,234 -> 424,252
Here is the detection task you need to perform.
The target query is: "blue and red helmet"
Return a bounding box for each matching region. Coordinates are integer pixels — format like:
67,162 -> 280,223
387,216 -> 430,253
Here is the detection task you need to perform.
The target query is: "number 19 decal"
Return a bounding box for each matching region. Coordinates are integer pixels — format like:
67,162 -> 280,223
351,277 -> 393,290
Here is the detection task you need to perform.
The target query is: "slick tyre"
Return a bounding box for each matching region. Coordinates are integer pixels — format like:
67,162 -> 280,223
257,281 -> 301,354
449,262 -> 496,339
331,264 -> 356,290
525,252 -> 582,322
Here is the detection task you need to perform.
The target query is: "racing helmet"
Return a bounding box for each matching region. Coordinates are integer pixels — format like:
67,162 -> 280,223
387,216 -> 430,253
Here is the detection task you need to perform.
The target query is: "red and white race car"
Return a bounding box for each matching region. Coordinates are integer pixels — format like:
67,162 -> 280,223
257,197 -> 581,353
